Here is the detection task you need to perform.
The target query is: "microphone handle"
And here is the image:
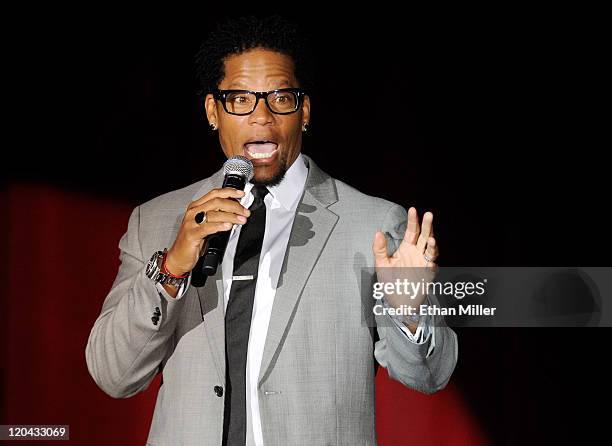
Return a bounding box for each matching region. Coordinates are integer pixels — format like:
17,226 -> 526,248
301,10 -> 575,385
197,173 -> 247,279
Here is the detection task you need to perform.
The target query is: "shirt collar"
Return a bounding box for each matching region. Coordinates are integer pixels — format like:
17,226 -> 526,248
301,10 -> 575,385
244,153 -> 308,211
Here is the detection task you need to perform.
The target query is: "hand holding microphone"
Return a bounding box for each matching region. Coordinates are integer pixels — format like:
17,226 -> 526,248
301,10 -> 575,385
164,156 -> 254,282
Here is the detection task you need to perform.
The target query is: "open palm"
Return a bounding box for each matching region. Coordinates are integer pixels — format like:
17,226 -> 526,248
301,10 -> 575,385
372,207 -> 439,309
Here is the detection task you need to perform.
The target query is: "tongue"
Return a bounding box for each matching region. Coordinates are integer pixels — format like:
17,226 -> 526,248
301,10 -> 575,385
246,142 -> 278,154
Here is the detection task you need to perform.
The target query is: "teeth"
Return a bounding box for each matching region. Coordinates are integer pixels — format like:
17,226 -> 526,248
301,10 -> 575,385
247,149 -> 277,159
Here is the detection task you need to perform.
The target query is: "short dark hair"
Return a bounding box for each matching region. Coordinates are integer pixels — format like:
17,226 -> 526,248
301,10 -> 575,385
195,15 -> 314,99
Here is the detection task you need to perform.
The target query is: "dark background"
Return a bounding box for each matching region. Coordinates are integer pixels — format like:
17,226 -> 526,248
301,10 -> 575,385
3,5 -> 610,445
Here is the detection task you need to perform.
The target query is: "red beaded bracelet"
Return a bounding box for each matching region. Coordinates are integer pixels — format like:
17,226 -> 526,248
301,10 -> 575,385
161,250 -> 189,279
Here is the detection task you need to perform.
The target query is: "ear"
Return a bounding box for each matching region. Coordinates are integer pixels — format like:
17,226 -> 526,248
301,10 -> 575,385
204,93 -> 218,126
302,94 -> 311,126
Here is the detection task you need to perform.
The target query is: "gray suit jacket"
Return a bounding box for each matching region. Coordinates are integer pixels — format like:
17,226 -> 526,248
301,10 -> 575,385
85,155 -> 458,445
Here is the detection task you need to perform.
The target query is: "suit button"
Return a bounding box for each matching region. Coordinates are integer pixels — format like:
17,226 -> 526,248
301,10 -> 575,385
214,386 -> 224,397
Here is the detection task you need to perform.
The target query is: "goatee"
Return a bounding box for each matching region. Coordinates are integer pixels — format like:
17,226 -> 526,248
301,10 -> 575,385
252,165 -> 287,187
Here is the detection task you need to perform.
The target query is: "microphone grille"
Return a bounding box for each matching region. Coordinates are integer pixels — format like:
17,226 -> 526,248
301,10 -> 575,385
223,156 -> 254,181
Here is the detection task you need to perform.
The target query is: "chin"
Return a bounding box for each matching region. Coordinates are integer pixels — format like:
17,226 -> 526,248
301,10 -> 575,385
252,163 -> 287,187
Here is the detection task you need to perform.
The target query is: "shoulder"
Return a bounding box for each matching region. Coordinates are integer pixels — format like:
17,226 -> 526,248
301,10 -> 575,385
122,172 -> 221,252
137,170 -> 222,216
330,177 -> 406,222
304,155 -> 403,219
323,175 -> 407,256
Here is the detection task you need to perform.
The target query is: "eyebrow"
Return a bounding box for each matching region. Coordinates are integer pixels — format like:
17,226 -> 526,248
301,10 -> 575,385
226,80 -> 293,90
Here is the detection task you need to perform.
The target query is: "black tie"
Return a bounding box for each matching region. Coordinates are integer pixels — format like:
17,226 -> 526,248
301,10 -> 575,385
222,184 -> 268,446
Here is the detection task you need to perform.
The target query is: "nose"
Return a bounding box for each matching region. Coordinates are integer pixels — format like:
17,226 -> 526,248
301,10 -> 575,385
248,96 -> 274,125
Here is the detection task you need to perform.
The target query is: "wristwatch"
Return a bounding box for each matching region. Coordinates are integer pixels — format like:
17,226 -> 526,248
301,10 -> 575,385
145,250 -> 189,288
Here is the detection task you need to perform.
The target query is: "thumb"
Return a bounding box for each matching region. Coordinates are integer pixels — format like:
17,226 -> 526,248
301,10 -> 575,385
372,231 -> 389,263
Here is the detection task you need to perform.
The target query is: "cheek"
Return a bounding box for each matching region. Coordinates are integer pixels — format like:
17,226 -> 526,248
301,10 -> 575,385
218,133 -> 237,157
219,121 -> 245,155
290,124 -> 303,145
282,117 -> 303,143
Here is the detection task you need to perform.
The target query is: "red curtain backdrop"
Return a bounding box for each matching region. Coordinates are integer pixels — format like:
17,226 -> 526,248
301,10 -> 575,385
3,183 -> 487,445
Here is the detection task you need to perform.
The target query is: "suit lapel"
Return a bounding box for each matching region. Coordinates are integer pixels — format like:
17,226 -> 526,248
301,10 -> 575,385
192,168 -> 227,381
187,158 -> 339,385
258,157 -> 339,385
195,274 -> 226,382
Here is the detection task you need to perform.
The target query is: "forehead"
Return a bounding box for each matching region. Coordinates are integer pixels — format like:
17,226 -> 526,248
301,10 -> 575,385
220,48 -> 298,89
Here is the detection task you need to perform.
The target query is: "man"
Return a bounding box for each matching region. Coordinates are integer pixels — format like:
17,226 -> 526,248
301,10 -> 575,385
86,15 -> 458,445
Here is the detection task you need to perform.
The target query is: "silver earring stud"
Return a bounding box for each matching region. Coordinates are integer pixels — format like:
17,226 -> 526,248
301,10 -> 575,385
210,123 -> 217,131
302,122 -> 309,132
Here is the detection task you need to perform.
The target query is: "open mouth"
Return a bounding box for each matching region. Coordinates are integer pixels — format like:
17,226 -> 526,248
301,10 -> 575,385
244,141 -> 279,159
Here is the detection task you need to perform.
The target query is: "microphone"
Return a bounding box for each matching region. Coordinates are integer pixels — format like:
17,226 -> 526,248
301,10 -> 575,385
197,156 -> 254,280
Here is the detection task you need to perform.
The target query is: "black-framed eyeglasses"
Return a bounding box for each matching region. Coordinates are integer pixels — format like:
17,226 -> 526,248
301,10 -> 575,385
213,88 -> 307,116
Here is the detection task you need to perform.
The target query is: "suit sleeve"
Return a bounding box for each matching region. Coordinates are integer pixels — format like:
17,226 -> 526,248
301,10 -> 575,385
85,205 -> 188,398
382,294 -> 435,353
373,204 -> 458,395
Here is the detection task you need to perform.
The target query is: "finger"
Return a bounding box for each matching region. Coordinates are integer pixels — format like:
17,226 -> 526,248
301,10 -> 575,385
372,231 -> 389,263
416,211 -> 434,253
191,197 -> 250,217
201,210 -> 247,225
189,188 -> 246,209
425,237 -> 439,264
195,221 -> 233,238
403,207 -> 420,245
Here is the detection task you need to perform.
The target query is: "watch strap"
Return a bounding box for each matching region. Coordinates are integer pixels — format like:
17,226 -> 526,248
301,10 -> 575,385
145,250 -> 189,288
